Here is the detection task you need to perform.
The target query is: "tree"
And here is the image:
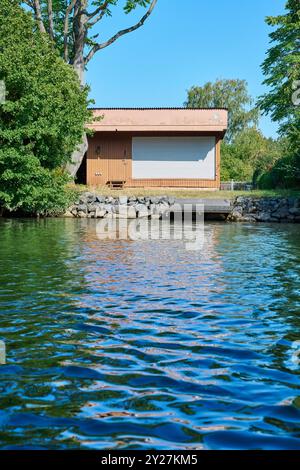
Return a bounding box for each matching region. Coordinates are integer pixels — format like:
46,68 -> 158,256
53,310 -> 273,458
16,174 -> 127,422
220,128 -> 282,183
22,0 -> 158,176
0,0 -> 90,214
258,0 -> 300,184
185,79 -> 259,142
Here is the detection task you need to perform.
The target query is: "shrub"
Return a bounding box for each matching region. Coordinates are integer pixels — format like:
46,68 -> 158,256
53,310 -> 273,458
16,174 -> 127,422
0,0 -> 91,215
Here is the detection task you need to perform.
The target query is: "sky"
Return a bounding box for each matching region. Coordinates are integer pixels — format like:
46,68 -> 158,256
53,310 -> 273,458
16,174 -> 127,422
86,0 -> 287,138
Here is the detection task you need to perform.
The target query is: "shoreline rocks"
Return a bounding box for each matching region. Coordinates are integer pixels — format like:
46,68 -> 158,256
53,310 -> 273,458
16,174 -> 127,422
66,192 -> 172,219
228,196 -> 300,223
65,192 -> 300,223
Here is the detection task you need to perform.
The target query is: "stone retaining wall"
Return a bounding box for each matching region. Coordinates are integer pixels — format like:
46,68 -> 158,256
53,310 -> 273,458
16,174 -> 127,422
65,192 -> 300,223
65,192 -> 176,219
228,196 -> 300,223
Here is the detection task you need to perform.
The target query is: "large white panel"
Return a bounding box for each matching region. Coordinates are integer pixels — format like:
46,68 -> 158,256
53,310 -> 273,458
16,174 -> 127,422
132,137 -> 215,179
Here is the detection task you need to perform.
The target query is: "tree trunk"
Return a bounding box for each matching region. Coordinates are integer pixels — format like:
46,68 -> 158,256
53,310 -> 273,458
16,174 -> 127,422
65,62 -> 88,179
65,1 -> 88,179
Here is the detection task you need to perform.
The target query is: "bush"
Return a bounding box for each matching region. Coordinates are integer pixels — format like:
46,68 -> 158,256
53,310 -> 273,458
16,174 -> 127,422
0,148 -> 75,215
0,0 -> 91,215
258,153 -> 300,189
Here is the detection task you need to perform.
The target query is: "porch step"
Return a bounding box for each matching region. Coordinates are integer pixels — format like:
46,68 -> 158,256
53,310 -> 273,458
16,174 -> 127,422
107,180 -> 126,190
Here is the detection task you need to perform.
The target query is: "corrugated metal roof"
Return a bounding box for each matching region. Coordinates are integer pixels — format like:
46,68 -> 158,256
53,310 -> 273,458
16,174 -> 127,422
89,107 -> 228,111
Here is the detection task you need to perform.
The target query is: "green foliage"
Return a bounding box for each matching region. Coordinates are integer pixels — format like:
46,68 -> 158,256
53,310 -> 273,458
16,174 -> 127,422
185,79 -> 259,142
0,148 -> 74,215
258,0 -> 300,185
221,128 -> 284,183
0,0 -> 91,214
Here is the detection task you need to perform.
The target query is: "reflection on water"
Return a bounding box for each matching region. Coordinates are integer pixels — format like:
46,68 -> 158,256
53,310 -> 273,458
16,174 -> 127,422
0,218 -> 299,450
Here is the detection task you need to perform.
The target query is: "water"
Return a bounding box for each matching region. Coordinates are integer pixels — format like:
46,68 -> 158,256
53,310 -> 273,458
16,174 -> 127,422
0,218 -> 299,450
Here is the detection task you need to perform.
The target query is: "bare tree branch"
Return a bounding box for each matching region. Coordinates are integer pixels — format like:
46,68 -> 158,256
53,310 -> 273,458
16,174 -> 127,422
47,0 -> 54,40
85,0 -> 157,64
33,0 -> 47,34
88,9 -> 107,27
87,0 -> 109,19
64,0 -> 77,62
87,0 -> 110,26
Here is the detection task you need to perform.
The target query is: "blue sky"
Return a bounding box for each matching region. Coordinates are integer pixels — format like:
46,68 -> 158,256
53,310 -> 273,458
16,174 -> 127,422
86,0 -> 286,138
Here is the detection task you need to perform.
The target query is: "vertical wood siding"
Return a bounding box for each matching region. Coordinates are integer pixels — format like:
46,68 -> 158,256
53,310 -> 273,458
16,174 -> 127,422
87,133 -> 221,189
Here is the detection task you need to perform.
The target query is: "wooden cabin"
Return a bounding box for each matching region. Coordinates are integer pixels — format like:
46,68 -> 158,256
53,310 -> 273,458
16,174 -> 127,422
81,108 -> 228,189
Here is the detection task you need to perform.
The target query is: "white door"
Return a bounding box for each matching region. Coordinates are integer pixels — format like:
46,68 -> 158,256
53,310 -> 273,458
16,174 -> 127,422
132,136 -> 216,179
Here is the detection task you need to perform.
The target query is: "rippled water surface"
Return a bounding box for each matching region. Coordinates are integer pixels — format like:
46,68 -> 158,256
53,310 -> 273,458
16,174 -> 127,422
0,218 -> 300,450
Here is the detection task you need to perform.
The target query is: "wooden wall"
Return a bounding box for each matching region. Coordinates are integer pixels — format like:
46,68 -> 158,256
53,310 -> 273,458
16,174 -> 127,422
87,132 -> 221,189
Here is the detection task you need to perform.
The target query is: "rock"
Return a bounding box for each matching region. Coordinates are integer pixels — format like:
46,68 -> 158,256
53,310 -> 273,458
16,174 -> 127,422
168,197 -> 175,205
289,207 -> 300,216
104,213 -> 116,219
88,204 -> 98,213
115,206 -> 136,219
79,192 -> 95,204
272,208 -> 289,219
118,196 -> 128,205
77,204 -> 87,213
150,196 -> 160,204
231,209 -> 243,220
241,216 -> 256,222
63,210 -> 74,218
77,211 -> 87,218
95,208 -> 106,218
127,206 -> 137,219
136,204 -> 149,218
254,212 -> 272,222
150,213 -> 161,219
104,204 -> 114,213
96,195 -> 105,203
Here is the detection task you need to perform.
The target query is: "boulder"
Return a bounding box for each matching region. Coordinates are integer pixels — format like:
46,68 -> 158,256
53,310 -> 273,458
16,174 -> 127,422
63,210 -> 74,218
136,204 -> 149,218
77,211 -> 87,218
118,196 -> 128,205
272,208 -> 289,219
254,212 -> 272,222
88,204 -> 98,213
79,192 -> 95,204
77,204 -> 87,213
95,208 -> 106,218
96,195 -> 105,203
150,196 -> 160,204
289,207 -> 300,216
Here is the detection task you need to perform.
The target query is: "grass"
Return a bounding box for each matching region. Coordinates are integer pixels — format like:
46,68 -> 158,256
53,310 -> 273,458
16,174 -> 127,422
72,185 -> 300,200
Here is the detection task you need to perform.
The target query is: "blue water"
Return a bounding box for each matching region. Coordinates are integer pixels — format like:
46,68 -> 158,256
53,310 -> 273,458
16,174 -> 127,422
0,218 -> 299,449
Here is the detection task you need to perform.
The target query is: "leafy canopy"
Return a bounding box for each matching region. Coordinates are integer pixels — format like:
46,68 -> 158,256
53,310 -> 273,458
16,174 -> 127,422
258,0 -> 300,185
185,79 -> 259,142
0,0 -> 91,214
221,128 -> 283,183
